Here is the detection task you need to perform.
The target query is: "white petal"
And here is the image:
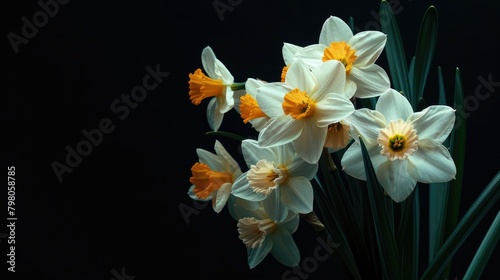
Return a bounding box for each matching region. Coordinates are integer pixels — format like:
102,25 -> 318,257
294,44 -> 325,69
340,142 -> 365,180
224,87 -> 235,110
311,60 -> 346,99
263,189 -> 289,222
256,82 -> 287,118
377,160 -> 416,203
232,173 -> 267,201
349,31 -> 387,67
196,148 -> 225,170
249,117 -> 269,132
349,64 -> 391,99
341,142 -> 385,180
258,116 -> 301,147
248,239 -> 273,269
206,97 -> 223,131
287,159 -> 318,180
214,140 -> 241,172
217,88 -> 233,114
280,211 -> 300,233
245,78 -> 266,98
282,177 -> 314,214
319,16 -> 353,45
201,46 -> 217,78
215,59 -> 234,85
272,142 -> 296,165
232,89 -> 246,114
232,198 -> 264,220
375,88 -> 413,122
408,105 -> 456,143
241,139 -> 275,166
345,109 -> 386,147
315,94 -> 355,127
344,79 -> 357,99
408,139 -> 456,183
270,229 -> 300,267
213,183 -> 232,213
285,58 -> 316,94
293,122 -> 326,164
282,42 -> 303,65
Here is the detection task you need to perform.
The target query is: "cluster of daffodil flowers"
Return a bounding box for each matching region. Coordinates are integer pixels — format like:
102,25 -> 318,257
186,15 -> 457,270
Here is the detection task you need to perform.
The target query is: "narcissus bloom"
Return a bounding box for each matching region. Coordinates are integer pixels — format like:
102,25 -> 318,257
341,89 -> 457,202
283,15 -> 390,99
232,139 -> 318,222
188,140 -> 242,213
188,46 -> 244,131
234,78 -> 270,131
230,199 -> 300,269
256,58 -> 355,164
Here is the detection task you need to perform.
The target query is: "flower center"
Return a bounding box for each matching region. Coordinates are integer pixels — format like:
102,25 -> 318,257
188,68 -> 225,105
322,41 -> 357,74
239,94 -> 268,124
237,217 -> 277,248
189,162 -> 233,199
377,120 -> 418,161
246,160 -> 288,196
282,88 -> 316,120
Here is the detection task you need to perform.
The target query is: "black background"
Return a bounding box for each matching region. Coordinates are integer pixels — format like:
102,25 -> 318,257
2,0 -> 499,279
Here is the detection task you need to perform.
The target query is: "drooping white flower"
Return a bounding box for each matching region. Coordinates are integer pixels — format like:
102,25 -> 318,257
188,46 -> 243,131
341,89 -> 457,202
230,198 -> 300,269
256,58 -> 355,164
188,140 -> 243,213
232,139 -> 318,222
283,15 -> 390,99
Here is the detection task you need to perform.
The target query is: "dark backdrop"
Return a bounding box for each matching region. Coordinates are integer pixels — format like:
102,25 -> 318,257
2,0 -> 499,279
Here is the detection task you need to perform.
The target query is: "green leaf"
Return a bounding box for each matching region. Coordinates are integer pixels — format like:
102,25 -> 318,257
428,66 -> 450,263
397,188 -> 419,280
359,137 -> 401,280
348,16 -> 355,33
413,5 -> 438,107
205,131 -> 246,142
428,181 -> 450,262
463,210 -> 500,279
396,184 -> 420,279
420,171 -> 500,279
312,177 -> 362,280
356,97 -> 376,110
440,68 -> 466,277
316,150 -> 374,277
380,0 -> 411,98
416,97 -> 426,112
408,56 -> 415,93
437,66 -> 447,106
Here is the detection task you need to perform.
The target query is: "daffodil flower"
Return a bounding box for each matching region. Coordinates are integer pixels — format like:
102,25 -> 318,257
283,15 -> 390,99
256,58 -> 356,164
233,78 -> 270,131
230,198 -> 300,269
188,46 -> 244,131
232,139 -> 318,222
188,140 -> 243,213
341,89 -> 457,202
